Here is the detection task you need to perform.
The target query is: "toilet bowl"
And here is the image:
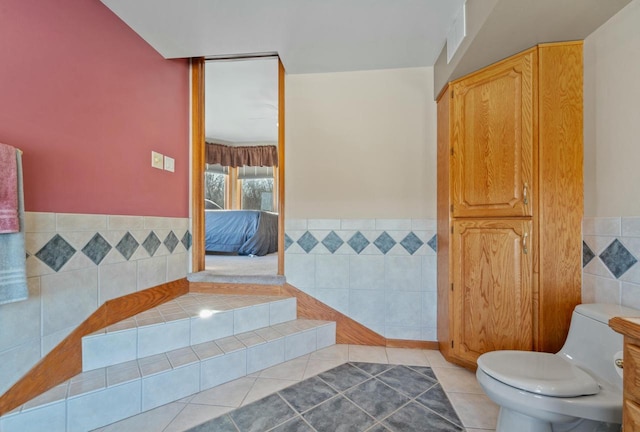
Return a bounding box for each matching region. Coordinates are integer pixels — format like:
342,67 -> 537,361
476,304 -> 640,432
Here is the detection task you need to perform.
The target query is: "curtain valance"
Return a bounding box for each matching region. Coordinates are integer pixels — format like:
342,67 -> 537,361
205,142 -> 278,167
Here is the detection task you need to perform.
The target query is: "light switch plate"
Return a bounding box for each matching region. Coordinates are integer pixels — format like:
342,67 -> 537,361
164,156 -> 175,172
151,151 -> 163,169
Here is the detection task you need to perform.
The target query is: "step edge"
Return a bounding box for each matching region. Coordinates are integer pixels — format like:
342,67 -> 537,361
11,320 -> 336,417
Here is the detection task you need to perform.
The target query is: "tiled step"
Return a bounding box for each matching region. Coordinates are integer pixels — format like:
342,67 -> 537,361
82,293 -> 297,371
1,319 -> 336,432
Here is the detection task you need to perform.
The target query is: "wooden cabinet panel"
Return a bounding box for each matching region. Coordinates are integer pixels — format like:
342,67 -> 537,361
437,85 -> 452,353
536,42 -> 584,353
452,219 -> 533,364
624,400 -> 640,431
626,343 -> 640,403
451,49 -> 535,218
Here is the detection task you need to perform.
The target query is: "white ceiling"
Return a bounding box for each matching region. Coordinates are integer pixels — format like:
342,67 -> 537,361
100,0 -> 465,143
100,0 -> 465,74
101,0 -> 631,143
205,57 -> 278,143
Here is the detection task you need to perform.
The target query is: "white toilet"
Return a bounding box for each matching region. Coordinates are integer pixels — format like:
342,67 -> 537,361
476,303 -> 640,432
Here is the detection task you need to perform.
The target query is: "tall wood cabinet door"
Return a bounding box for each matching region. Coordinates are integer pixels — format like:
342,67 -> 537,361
451,219 -> 533,364
451,50 -> 535,218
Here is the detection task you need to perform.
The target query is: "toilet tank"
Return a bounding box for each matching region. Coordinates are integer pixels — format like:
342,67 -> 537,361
558,303 -> 640,390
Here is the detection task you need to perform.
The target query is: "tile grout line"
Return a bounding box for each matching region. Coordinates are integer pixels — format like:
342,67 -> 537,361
345,365 -> 463,431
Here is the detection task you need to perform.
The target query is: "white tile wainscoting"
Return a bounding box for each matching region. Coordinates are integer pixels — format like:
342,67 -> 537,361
583,217 -> 640,308
284,218 -> 438,342
0,212 -> 191,395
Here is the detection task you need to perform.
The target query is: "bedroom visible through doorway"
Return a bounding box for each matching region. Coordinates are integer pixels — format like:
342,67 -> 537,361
197,56 -> 283,277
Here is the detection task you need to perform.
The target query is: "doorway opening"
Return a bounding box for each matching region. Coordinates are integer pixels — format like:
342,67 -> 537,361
191,56 -> 285,277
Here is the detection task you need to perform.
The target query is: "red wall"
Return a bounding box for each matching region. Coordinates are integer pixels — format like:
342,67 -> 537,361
0,0 -> 190,217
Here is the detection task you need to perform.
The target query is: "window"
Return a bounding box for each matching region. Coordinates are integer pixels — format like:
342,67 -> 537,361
238,166 -> 275,211
204,164 -> 228,209
205,164 -> 276,211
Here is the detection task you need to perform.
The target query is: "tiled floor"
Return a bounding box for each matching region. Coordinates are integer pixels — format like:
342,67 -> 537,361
92,345 -> 498,432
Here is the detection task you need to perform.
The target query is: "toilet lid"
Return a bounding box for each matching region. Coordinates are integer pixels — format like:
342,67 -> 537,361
477,351 -> 600,397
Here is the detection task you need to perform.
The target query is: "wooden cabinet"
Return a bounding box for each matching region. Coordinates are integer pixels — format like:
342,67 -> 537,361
437,42 -> 583,368
609,318 -> 640,431
451,219 -> 533,364
451,50 -> 534,219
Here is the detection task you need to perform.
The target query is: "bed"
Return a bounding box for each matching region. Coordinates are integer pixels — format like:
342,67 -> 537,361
204,210 -> 278,256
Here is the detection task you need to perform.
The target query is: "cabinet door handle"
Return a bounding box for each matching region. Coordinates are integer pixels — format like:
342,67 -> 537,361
523,232 -> 529,254
523,182 -> 529,205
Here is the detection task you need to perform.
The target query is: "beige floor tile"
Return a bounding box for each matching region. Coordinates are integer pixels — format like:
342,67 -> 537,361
94,402 -> 185,432
242,377 -> 298,405
432,366 -> 484,394
190,376 -> 256,407
163,404 -> 234,432
448,392 -> 499,430
175,395 -> 195,403
465,429 -> 495,432
385,348 -> 430,366
348,345 -> 389,363
258,355 -> 310,380
309,344 -> 349,362
424,349 -> 462,368
303,358 -> 347,379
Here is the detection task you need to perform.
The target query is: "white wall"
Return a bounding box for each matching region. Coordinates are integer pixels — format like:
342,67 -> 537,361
584,0 -> 640,217
283,67 -> 438,341
285,67 -> 437,219
582,0 -> 640,306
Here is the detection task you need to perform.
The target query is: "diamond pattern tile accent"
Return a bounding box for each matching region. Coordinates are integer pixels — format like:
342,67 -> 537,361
35,234 -> 77,272
297,231 -> 319,254
116,232 -> 139,261
400,232 -> 424,255
583,241 -> 595,267
322,231 -> 344,254
82,233 -> 112,265
427,235 -> 437,253
181,231 -> 192,250
374,232 -> 396,254
284,233 -> 294,250
600,239 -> 638,279
348,232 -> 370,254
164,231 -> 179,253
142,232 -> 162,256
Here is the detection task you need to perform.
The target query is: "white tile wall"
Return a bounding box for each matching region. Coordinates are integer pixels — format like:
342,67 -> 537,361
234,304 -> 270,334
82,329 -> 137,371
138,319 -> 191,358
0,278 -> 40,352
0,211 -> 190,396
1,400 -> 66,432
200,350 -> 247,390
246,339 -> 285,374
41,268 -> 99,336
190,311 -> 234,345
67,380 -> 141,432
285,218 -> 437,341
583,217 -> 640,309
142,363 -> 200,411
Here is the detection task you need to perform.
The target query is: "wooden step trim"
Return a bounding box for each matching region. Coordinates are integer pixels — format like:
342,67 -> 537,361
281,283 -> 386,346
0,278 -> 189,416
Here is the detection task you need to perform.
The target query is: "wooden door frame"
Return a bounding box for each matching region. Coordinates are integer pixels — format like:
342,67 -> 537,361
190,56 -> 285,275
